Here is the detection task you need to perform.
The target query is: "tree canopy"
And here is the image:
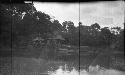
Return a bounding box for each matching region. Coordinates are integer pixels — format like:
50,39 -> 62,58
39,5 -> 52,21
0,3 -> 124,51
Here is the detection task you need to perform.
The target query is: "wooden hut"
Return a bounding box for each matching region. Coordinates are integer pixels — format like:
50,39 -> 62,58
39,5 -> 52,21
44,34 -> 65,58
46,34 -> 65,48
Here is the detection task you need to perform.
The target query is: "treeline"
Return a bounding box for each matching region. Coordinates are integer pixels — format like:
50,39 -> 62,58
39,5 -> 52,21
0,3 -> 124,51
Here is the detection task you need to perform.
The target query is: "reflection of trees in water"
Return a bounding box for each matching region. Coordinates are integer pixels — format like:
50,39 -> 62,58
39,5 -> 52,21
1,57 -> 125,75
48,64 -> 125,75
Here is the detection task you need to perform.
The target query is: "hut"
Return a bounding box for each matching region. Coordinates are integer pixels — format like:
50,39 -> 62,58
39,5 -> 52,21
46,34 -> 65,49
43,34 -> 65,58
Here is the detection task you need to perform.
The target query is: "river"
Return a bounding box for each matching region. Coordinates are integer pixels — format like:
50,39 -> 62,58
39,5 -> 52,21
0,56 -> 125,75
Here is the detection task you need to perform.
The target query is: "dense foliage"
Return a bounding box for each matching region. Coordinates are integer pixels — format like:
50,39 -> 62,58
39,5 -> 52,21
0,3 -> 124,51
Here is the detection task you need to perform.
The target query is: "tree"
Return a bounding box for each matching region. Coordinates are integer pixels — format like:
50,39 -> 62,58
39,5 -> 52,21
91,23 -> 100,30
111,27 -> 121,35
78,23 -> 93,46
62,21 -> 76,33
115,29 -> 124,51
62,21 -> 78,45
0,4 -> 13,47
51,20 -> 63,33
100,27 -> 114,46
0,3 -> 62,48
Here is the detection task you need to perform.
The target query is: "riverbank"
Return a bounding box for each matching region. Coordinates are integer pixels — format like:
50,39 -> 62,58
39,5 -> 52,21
0,46 -> 125,71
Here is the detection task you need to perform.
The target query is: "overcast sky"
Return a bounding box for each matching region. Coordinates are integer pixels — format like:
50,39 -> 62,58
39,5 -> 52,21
33,1 -> 124,28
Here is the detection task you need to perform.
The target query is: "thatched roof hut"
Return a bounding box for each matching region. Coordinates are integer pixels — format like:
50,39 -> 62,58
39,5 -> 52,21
48,34 -> 65,40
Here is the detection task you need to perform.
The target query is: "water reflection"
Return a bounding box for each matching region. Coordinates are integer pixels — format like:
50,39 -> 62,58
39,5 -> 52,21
46,64 -> 125,75
1,57 -> 125,75
48,66 -> 79,75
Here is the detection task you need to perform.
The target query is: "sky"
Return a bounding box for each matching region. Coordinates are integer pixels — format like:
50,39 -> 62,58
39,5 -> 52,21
32,1 -> 124,28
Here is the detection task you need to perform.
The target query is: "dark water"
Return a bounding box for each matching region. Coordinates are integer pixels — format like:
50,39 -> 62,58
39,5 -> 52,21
0,56 -> 125,75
